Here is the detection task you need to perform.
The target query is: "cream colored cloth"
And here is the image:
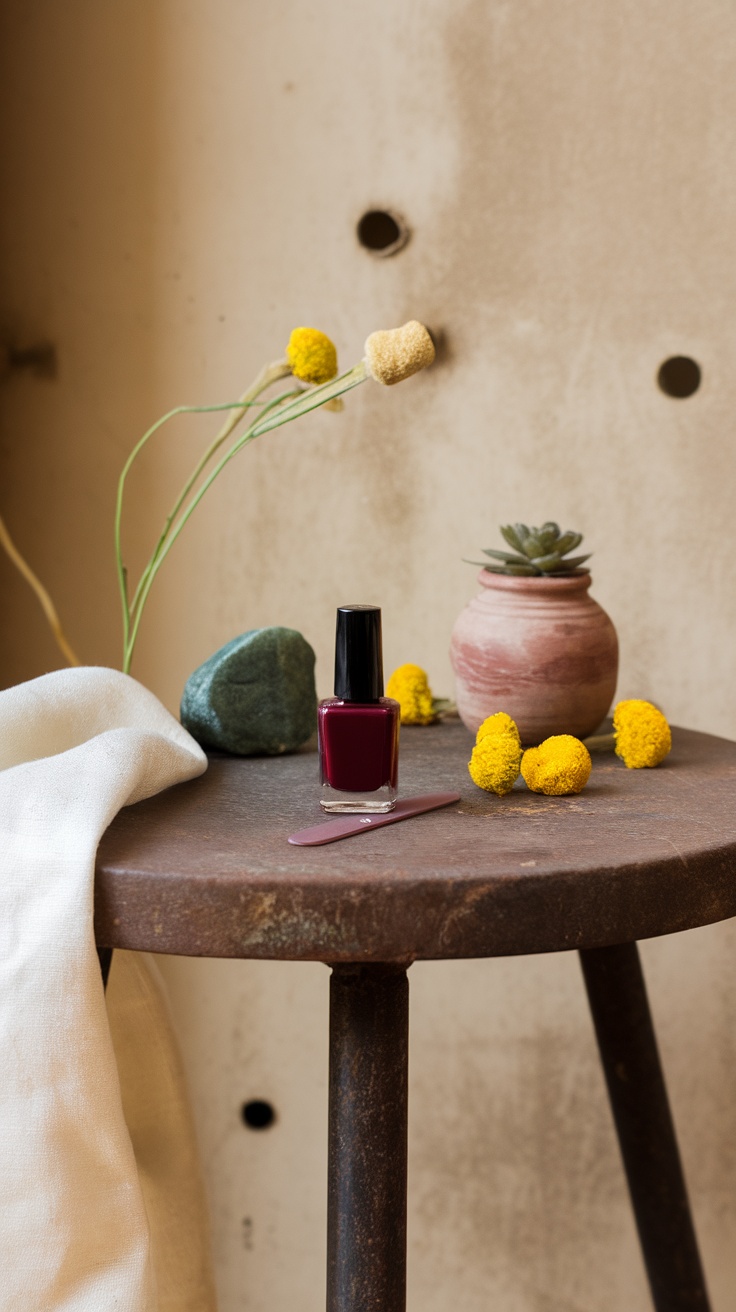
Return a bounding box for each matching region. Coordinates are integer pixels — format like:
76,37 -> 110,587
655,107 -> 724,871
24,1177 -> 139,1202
0,667 -> 213,1310
108,952 -> 218,1312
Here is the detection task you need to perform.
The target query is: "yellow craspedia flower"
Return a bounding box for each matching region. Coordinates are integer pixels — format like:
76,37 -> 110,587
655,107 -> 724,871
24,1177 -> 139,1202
476,711 -> 521,746
613,699 -> 672,768
285,327 -> 338,385
468,732 -> 523,795
521,735 -> 592,795
386,663 -> 436,725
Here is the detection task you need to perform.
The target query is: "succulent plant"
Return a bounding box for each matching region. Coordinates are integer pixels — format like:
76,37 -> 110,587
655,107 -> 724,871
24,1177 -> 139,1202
467,522 -> 591,576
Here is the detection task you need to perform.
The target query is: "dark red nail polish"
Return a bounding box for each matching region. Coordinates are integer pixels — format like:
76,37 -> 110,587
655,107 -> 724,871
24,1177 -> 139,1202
318,605 -> 399,813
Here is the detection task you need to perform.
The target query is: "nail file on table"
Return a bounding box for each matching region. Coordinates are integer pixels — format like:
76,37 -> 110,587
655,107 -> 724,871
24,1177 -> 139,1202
288,792 -> 461,846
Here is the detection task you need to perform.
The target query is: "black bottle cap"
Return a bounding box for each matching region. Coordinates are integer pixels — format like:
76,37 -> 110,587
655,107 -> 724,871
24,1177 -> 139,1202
334,605 -> 384,701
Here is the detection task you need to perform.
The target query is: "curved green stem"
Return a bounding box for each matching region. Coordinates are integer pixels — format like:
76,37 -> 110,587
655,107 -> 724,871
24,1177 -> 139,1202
115,401 -> 262,657
249,361 -> 367,437
121,358 -> 371,674
130,361 -> 292,616
122,387 -> 301,672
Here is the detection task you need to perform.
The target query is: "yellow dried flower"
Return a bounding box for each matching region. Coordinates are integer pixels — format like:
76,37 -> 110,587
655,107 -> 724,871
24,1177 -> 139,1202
386,663 -> 436,725
468,731 -> 523,795
613,699 -> 672,768
476,711 -> 521,746
285,327 -> 338,384
364,320 -> 435,385
521,735 -> 592,795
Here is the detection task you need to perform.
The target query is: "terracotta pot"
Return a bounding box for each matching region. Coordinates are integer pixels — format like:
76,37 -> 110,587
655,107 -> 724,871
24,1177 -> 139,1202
450,570 -> 618,745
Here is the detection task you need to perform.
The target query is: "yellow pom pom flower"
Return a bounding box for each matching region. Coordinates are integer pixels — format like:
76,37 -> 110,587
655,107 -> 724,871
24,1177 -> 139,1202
386,663 -> 436,725
521,735 -> 592,795
476,711 -> 521,746
468,731 -> 523,795
286,327 -> 338,384
613,699 -> 672,768
364,320 -> 435,385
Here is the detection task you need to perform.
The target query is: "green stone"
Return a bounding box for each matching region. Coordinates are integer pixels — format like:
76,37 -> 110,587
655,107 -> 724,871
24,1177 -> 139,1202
180,627 -> 317,756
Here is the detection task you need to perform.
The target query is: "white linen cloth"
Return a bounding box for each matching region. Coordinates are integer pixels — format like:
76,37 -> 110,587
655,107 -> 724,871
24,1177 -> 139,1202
0,666 -> 210,1310
107,951 -> 218,1312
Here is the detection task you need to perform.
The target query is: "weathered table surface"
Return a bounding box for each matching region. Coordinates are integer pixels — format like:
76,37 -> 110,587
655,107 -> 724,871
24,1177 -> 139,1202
95,722 -> 736,961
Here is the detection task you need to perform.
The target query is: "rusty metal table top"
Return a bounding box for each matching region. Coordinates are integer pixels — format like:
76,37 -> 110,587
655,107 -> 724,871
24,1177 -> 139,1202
94,722 -> 736,962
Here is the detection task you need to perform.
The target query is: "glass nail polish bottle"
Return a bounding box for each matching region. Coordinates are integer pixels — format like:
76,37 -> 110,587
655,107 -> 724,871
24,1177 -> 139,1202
318,605 -> 400,813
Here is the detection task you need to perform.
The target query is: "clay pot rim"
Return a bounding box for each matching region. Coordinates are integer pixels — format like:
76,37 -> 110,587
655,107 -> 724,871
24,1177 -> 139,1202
476,568 -> 592,594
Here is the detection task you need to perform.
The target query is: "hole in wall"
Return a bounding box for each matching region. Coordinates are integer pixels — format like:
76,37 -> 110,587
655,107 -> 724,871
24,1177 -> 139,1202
1,341 -> 58,379
657,356 -> 701,398
356,210 -> 409,256
241,1099 -> 276,1130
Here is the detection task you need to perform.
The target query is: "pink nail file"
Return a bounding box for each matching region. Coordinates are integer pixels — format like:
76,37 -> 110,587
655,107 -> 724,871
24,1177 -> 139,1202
288,792 -> 461,846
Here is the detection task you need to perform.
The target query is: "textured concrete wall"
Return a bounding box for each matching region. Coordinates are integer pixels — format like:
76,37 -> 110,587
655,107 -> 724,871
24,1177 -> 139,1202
3,2 -> 736,1309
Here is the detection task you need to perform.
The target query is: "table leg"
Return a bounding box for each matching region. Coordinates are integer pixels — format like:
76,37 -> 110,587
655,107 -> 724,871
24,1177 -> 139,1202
580,941 -> 710,1311
327,963 -> 409,1312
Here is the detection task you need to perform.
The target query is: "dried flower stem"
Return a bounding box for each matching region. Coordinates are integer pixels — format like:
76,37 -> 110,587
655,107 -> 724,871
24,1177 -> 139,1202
0,511 -> 80,667
117,399 -> 272,673
126,361 -> 293,619
153,360 -> 293,569
120,386 -> 302,672
117,360 -> 371,674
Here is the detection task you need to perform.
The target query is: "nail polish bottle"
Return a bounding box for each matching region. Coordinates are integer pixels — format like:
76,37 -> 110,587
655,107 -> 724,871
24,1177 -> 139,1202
318,605 -> 400,813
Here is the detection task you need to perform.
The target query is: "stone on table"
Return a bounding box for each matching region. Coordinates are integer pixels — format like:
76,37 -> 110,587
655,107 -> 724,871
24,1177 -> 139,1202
180,627 -> 317,755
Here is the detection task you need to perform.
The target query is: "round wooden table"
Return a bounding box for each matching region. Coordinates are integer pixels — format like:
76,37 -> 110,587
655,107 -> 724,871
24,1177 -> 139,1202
96,721 -> 736,1312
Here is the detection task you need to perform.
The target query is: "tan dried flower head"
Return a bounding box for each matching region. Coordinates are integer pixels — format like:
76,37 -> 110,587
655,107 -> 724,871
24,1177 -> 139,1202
364,321 -> 435,386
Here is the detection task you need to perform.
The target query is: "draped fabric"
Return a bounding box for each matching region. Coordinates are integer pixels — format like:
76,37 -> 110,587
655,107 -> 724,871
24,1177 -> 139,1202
0,667 -> 215,1310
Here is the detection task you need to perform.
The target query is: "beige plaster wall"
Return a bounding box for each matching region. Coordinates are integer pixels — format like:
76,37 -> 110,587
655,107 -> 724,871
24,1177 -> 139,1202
2,2 -> 736,1309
